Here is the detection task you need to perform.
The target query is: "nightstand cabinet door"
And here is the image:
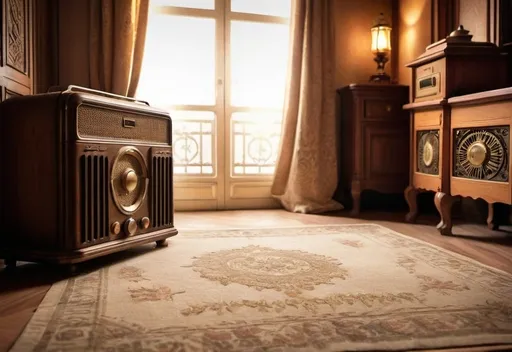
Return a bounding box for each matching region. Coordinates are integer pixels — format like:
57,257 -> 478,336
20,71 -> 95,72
336,84 -> 409,214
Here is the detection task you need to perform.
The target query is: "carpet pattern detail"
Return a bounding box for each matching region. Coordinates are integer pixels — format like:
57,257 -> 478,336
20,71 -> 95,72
10,224 -> 512,351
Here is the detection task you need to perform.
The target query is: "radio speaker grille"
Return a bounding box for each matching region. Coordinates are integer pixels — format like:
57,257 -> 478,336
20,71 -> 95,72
80,155 -> 110,244
77,105 -> 170,144
151,155 -> 173,228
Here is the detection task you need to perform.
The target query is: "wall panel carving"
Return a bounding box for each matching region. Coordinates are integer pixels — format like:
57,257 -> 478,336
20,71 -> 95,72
6,0 -> 27,73
0,0 -> 32,98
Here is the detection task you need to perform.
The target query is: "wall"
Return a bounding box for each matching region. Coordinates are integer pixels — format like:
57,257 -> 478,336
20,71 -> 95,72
333,0 -> 394,88
458,0 -> 500,44
397,0 -> 432,87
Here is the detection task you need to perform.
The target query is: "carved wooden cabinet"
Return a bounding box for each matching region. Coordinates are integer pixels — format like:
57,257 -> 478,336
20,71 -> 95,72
0,0 -> 33,100
403,26 -> 508,224
435,88 -> 512,235
336,84 -> 409,215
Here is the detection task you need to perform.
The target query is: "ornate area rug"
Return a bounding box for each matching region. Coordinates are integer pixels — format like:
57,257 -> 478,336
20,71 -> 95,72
10,224 -> 512,351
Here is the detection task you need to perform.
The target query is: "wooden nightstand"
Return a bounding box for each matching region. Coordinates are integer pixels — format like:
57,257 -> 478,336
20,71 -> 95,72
335,83 -> 409,215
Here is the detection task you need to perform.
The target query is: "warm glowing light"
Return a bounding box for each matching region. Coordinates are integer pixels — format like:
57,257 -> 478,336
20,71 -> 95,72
371,25 -> 391,53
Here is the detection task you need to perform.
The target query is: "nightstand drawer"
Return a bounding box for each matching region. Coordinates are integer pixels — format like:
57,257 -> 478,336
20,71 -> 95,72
363,99 -> 401,119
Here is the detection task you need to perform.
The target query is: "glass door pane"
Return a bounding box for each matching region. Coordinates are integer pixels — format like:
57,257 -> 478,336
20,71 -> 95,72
171,111 -> 215,175
229,21 -> 289,108
138,10 -> 222,211
138,14 -> 216,107
232,112 -> 282,175
225,18 -> 290,209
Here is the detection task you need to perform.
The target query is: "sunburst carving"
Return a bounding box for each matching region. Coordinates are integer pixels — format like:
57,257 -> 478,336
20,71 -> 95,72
453,127 -> 509,181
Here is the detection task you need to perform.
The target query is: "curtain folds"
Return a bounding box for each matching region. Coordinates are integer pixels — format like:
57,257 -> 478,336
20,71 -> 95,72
89,0 -> 149,97
271,0 -> 343,214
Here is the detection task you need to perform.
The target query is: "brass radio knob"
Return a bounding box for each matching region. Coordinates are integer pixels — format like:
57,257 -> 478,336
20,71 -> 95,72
111,222 -> 121,235
140,217 -> 151,229
124,218 -> 137,236
122,169 -> 138,193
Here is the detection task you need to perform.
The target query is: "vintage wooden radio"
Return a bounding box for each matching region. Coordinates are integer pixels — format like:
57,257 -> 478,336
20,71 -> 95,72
435,88 -> 512,235
0,86 -> 178,268
404,26 -> 508,223
407,25 -> 507,103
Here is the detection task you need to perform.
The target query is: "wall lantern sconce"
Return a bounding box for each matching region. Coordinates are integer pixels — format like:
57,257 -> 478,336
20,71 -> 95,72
370,12 -> 392,83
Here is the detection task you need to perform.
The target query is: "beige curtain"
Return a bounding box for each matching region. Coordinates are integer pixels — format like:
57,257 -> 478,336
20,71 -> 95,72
89,0 -> 149,97
271,0 -> 343,214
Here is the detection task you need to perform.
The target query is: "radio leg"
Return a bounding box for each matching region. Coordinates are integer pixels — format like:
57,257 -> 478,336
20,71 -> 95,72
63,264 -> 78,275
4,258 -> 16,269
156,239 -> 168,248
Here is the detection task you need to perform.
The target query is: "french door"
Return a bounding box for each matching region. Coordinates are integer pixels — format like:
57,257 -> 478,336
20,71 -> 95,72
137,0 -> 291,210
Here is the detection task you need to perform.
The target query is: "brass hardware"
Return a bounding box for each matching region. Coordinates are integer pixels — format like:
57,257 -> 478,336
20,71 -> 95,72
386,105 -> 392,112
124,218 -> 137,236
417,130 -> 440,175
422,141 -> 434,167
111,222 -> 121,235
467,142 -> 487,166
122,168 -> 138,193
111,146 -> 149,215
140,217 -> 151,229
454,127 -> 509,181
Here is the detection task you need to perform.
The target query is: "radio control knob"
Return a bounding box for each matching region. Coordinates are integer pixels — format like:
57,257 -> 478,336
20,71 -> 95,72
122,169 -> 138,193
111,222 -> 121,235
124,218 -> 137,236
140,217 -> 150,229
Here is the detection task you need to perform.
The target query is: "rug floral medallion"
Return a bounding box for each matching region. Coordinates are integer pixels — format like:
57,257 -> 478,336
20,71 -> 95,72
11,224 -> 512,351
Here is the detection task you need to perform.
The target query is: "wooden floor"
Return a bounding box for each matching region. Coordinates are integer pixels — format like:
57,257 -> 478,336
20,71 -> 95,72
1,209 -> 512,352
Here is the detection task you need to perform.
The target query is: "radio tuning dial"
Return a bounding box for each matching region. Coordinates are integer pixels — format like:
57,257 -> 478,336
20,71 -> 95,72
124,218 -> 137,236
122,169 -> 138,193
140,217 -> 150,229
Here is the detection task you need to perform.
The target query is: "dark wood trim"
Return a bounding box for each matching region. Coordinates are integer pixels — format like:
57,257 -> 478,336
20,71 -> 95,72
391,0 -> 399,83
33,0 -> 59,94
431,0 -> 459,42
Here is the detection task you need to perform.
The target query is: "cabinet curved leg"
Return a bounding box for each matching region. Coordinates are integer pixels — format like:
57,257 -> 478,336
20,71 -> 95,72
487,203 -> 499,230
434,192 -> 456,236
404,185 -> 419,223
350,188 -> 361,217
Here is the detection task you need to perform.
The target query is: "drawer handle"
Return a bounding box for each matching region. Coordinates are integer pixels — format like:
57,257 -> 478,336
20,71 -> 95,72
386,105 -> 392,112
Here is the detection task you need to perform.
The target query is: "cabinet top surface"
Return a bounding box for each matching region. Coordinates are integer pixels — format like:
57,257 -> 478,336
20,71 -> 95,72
448,86 -> 512,106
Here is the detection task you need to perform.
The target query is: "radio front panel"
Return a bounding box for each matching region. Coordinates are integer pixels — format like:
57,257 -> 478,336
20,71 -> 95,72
70,142 -> 174,250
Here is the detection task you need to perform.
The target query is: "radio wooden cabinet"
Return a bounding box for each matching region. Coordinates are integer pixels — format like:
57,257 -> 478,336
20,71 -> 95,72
0,86 -> 179,268
436,88 -> 512,235
336,84 -> 409,215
